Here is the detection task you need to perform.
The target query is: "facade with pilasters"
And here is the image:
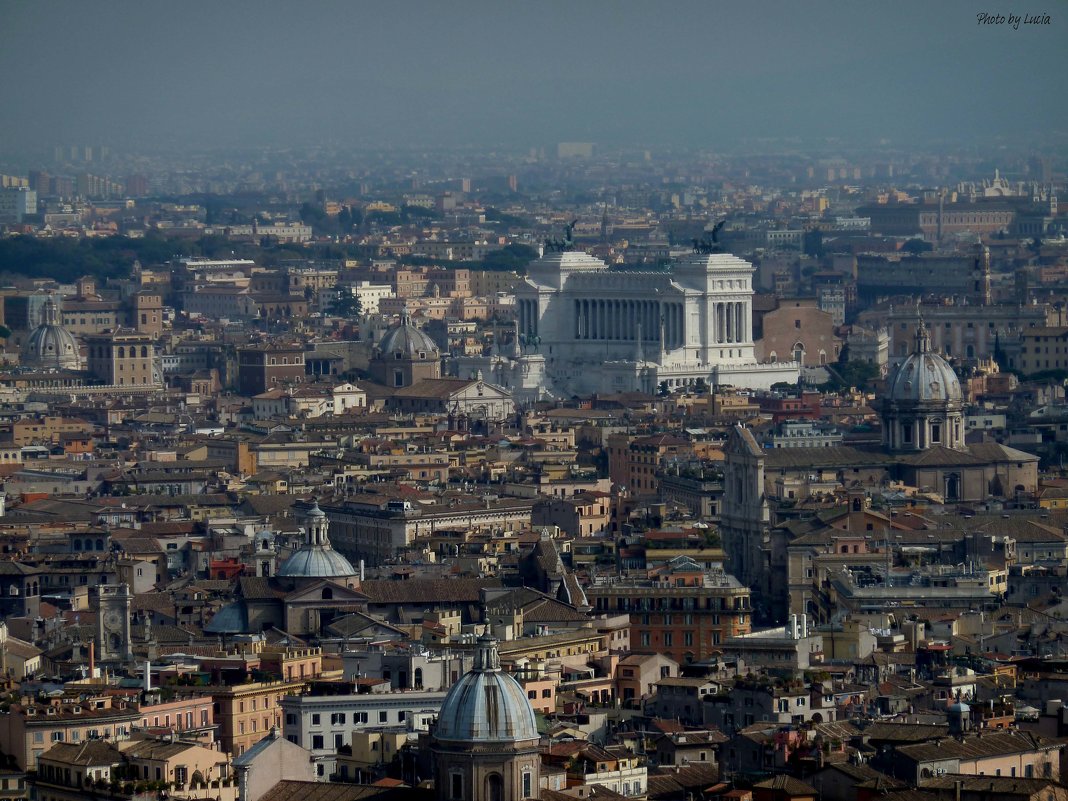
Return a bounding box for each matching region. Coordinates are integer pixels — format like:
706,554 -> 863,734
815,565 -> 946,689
515,249 -> 798,396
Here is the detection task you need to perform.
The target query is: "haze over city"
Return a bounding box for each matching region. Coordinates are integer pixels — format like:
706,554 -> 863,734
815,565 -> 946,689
2,0 -> 1066,155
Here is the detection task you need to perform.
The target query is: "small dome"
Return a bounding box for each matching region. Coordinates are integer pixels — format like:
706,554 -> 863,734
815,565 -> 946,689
277,547 -> 356,578
435,636 -> 539,744
885,322 -> 961,405
22,296 -> 80,371
277,502 -> 356,578
376,313 -> 439,359
948,701 -> 971,713
204,602 -> 248,634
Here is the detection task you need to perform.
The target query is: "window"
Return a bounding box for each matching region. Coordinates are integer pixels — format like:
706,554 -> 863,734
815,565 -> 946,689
331,713 -> 346,726
379,711 -> 387,723
451,773 -> 464,800
523,771 -> 533,798
312,735 -> 324,750
311,713 -> 320,725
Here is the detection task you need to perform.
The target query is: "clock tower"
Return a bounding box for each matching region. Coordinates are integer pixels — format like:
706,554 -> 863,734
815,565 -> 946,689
97,584 -> 133,662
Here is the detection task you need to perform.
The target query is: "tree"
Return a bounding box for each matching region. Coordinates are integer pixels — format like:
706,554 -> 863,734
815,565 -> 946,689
658,381 -> 671,396
327,286 -> 361,318
821,359 -> 879,392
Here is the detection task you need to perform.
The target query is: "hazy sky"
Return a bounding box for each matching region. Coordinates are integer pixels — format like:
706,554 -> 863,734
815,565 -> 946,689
1,0 -> 1065,153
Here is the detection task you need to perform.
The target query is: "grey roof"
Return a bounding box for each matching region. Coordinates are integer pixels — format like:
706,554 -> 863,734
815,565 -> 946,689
885,331 -> 962,405
376,315 -> 438,358
434,637 -> 538,744
277,545 -> 356,578
204,602 -> 249,634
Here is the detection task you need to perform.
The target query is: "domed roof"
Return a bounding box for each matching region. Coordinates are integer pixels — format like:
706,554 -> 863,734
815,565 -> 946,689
885,322 -> 961,405
204,601 -> 249,634
376,312 -> 439,358
277,547 -> 356,578
22,295 -> 80,371
435,636 -> 539,744
277,501 -> 356,579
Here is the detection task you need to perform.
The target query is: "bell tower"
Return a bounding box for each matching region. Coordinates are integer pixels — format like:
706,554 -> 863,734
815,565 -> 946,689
97,584 -> 133,662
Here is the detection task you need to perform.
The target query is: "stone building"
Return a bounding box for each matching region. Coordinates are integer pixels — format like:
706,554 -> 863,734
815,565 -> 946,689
369,312 -> 441,388
514,248 -> 799,396
431,636 -> 541,801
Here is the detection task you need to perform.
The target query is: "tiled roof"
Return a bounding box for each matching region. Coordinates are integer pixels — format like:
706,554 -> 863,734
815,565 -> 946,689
360,577 -> 499,604
896,730 -> 1061,762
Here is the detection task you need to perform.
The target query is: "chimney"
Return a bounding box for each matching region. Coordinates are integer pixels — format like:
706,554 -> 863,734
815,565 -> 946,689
359,559 -> 365,582
88,640 -> 95,680
144,660 -> 151,693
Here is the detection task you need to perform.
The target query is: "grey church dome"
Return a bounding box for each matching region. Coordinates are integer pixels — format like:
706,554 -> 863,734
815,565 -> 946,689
435,636 -> 539,744
376,312 -> 439,358
885,321 -> 961,405
277,547 -> 356,578
22,295 -> 80,371
277,501 -> 356,579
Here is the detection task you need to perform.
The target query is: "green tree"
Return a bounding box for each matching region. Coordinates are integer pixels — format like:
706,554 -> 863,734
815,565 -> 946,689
326,286 -> 361,318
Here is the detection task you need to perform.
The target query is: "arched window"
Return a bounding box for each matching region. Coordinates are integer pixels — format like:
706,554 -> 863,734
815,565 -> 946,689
413,668 -> 423,688
117,347 -> 125,359
141,346 -> 148,358
321,587 -> 333,600
792,342 -> 805,363
486,774 -> 503,801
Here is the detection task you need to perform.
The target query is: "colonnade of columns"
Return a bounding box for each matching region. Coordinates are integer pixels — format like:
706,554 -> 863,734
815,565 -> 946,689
712,301 -> 750,344
573,299 -> 686,348
517,299 -> 538,336
520,297 -> 751,350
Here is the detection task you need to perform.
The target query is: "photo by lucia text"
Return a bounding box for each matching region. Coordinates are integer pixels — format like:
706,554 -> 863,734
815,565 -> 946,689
977,12 -> 1052,28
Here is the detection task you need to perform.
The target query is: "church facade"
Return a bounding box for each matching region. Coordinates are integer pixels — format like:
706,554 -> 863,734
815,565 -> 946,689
721,324 -> 1040,623
512,249 -> 799,397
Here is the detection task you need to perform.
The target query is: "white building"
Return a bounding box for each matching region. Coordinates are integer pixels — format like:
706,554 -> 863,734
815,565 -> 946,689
316,281 -> 394,315
512,249 -> 798,396
280,688 -> 448,777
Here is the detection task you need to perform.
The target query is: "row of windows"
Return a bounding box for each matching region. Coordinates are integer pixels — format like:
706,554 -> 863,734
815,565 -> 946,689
301,709 -> 407,729
639,631 -> 719,647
